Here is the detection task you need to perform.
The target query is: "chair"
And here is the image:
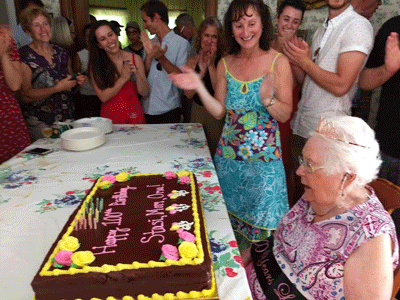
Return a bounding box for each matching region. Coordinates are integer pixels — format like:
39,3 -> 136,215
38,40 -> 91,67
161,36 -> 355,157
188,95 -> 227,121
369,178 -> 400,300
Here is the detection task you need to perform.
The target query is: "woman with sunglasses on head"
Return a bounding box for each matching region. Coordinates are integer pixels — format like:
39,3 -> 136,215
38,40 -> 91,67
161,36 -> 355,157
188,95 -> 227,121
170,0 -> 293,250
241,115 -> 398,300
89,20 -> 148,124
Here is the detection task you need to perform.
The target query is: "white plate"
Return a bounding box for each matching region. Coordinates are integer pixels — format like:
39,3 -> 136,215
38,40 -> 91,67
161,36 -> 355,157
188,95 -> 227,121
61,127 -> 106,151
72,117 -> 113,134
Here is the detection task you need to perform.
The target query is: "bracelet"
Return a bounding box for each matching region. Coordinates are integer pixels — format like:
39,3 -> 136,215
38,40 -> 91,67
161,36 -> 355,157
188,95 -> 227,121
265,97 -> 275,108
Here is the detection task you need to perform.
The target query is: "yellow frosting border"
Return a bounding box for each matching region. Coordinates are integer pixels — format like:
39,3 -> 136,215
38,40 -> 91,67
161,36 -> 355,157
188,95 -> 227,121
34,171 -> 217,299
39,173 -> 204,276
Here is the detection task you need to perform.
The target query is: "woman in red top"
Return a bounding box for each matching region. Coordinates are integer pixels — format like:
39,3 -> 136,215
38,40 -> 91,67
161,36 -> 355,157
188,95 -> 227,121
0,25 -> 30,164
89,20 -> 148,124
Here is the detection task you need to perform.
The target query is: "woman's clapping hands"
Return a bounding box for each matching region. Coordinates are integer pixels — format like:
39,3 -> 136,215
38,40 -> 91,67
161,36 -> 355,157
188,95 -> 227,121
169,65 -> 203,91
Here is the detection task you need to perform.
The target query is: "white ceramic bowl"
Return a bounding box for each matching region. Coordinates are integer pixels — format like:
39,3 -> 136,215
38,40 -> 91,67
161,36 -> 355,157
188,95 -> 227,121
72,117 -> 113,134
61,127 -> 106,151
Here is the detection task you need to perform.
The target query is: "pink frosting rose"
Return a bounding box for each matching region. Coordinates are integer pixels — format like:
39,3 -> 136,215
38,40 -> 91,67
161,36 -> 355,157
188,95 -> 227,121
102,175 -> 116,184
179,231 -> 195,243
179,176 -> 191,185
161,244 -> 179,260
54,250 -> 73,266
164,171 -> 177,180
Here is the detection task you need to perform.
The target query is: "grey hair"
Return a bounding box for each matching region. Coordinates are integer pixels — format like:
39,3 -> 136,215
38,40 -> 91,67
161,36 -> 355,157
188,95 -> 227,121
51,16 -> 74,48
310,115 -> 381,188
175,13 -> 195,26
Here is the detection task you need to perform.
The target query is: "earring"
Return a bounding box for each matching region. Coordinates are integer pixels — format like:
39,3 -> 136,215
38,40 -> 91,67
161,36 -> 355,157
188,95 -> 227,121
340,174 -> 349,197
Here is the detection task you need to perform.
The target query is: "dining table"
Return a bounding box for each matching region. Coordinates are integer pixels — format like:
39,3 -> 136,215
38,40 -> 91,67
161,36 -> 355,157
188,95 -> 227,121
0,123 -> 253,300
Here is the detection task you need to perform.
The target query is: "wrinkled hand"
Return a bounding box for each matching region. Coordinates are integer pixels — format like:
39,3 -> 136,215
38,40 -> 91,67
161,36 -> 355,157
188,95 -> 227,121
169,65 -> 203,91
259,73 -> 275,106
76,73 -> 88,85
0,26 -> 11,58
385,32 -> 400,75
56,75 -> 78,91
282,36 -> 311,67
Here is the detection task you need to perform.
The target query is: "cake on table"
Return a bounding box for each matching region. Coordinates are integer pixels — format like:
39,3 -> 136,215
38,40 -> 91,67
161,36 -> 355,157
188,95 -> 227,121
31,171 -> 216,300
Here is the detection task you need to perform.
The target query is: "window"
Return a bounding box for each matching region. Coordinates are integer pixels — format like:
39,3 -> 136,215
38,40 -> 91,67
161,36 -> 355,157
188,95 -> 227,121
89,7 -> 129,47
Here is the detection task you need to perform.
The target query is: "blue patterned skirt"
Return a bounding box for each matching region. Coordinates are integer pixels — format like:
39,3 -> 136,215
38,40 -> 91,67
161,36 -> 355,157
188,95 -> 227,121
214,155 -> 288,246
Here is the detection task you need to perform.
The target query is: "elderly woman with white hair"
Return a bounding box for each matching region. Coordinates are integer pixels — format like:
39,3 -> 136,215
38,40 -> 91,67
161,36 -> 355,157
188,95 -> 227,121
242,115 -> 399,300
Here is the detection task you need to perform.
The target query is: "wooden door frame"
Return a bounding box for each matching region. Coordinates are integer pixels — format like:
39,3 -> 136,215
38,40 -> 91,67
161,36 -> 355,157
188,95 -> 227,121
205,0 -> 218,17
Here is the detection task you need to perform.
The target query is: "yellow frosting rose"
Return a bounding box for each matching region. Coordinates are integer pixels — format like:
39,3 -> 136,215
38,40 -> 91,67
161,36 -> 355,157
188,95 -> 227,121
178,241 -> 198,259
71,251 -> 95,267
98,180 -> 112,189
115,172 -> 130,182
59,236 -> 80,252
176,170 -> 190,177
170,223 -> 180,231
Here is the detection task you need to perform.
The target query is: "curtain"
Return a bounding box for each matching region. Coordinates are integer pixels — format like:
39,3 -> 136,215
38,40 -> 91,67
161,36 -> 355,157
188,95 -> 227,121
60,0 -> 89,51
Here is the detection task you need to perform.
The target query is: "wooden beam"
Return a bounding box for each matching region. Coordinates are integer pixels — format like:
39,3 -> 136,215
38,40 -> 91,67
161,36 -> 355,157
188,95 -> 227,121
205,0 -> 217,17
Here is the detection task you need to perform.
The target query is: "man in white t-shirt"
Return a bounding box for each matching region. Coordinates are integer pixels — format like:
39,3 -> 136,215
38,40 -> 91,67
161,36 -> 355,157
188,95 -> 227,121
282,0 -> 373,202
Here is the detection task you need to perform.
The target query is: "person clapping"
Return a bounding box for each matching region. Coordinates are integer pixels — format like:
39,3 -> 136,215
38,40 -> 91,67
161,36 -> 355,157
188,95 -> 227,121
18,6 -> 87,140
89,20 -> 148,124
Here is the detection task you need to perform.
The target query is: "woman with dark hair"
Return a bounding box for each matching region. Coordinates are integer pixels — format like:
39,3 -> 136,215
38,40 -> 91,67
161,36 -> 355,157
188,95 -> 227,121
170,0 -> 293,249
272,0 -> 306,205
183,17 -> 225,156
89,20 -> 147,124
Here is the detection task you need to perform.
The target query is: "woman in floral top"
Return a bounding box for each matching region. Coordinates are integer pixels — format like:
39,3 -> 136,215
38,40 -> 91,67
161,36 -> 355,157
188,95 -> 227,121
18,7 -> 87,141
242,116 -> 399,300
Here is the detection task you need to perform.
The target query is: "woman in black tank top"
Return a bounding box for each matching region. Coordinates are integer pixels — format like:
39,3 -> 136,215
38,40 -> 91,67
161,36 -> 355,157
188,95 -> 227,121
182,17 -> 226,157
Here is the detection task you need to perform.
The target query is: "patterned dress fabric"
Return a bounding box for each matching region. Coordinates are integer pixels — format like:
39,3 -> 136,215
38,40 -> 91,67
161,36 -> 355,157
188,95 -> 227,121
271,187 -> 399,299
0,39 -> 31,164
19,44 -> 75,125
214,55 -> 289,246
100,54 -> 145,124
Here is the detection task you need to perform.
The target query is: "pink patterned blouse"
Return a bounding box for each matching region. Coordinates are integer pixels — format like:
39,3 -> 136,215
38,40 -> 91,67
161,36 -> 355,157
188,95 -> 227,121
273,187 -> 399,299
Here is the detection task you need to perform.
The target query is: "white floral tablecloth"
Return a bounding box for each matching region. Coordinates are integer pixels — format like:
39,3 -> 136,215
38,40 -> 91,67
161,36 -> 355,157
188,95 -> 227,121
0,123 -> 252,300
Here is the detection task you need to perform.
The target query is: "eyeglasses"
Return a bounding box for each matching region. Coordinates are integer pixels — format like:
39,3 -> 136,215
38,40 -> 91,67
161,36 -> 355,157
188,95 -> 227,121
180,25 -> 185,34
298,156 -> 324,173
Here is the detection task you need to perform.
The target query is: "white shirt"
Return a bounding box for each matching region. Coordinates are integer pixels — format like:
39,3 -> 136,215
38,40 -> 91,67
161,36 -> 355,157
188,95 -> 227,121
141,31 -> 189,115
292,5 -> 373,139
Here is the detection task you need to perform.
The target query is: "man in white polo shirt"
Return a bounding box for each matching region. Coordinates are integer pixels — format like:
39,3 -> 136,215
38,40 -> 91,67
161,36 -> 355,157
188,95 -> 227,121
140,0 -> 190,124
282,0 -> 373,202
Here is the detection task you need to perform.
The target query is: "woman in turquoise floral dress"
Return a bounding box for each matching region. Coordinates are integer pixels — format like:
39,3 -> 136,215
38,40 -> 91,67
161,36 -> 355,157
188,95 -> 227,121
170,0 -> 293,249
